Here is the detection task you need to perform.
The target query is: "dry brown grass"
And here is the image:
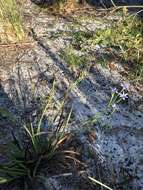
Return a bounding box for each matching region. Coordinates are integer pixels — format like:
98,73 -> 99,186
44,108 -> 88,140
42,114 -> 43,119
47,0 -> 83,14
0,0 -> 25,44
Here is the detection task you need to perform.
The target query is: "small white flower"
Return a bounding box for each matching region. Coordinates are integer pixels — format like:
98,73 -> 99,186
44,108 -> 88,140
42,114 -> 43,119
119,91 -> 128,100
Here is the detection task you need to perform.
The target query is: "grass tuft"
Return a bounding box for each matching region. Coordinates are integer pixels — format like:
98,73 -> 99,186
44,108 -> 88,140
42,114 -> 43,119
0,0 -> 25,43
60,46 -> 88,69
0,80 -> 84,189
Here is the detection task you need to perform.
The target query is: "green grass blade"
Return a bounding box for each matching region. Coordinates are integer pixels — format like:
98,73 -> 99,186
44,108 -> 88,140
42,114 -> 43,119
37,80 -> 55,134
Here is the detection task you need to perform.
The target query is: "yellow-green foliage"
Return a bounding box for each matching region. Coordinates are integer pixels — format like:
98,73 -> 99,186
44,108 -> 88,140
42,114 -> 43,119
0,0 -> 24,43
93,14 -> 143,80
94,15 -> 143,64
60,46 -> 88,69
70,13 -> 143,80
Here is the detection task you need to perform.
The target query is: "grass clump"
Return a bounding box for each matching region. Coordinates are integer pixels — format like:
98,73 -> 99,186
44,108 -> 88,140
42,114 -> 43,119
0,79 -> 114,190
0,82 -> 80,189
60,46 -> 88,69
0,0 -> 25,43
0,124 -> 75,188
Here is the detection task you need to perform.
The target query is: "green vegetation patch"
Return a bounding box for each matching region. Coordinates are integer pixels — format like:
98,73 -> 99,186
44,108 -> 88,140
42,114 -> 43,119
95,16 -> 143,61
68,13 -> 143,81
0,0 -> 25,43
60,46 -> 89,69
94,15 -> 143,81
